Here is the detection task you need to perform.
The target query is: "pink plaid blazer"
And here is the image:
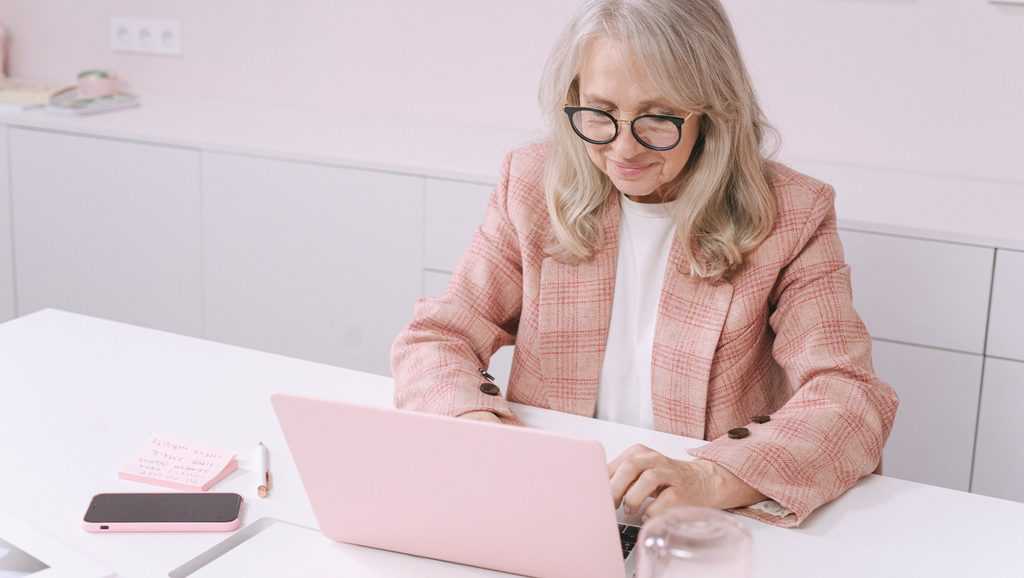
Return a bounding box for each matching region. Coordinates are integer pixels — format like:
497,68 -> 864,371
392,143 -> 899,528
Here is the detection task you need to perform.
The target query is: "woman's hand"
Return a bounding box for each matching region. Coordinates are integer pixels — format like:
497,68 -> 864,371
459,410 -> 502,424
608,444 -> 766,521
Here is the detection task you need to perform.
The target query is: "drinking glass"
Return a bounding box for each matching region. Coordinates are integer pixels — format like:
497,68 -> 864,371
634,506 -> 752,578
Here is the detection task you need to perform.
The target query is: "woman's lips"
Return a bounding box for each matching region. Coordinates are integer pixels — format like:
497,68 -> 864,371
610,159 -> 654,178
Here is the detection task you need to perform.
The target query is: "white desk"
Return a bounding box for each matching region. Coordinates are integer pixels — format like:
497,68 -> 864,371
1,309 -> 1022,578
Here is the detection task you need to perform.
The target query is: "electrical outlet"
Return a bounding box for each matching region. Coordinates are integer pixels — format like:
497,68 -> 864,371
136,21 -> 157,53
152,20 -> 182,56
110,17 -> 182,56
110,18 -> 136,52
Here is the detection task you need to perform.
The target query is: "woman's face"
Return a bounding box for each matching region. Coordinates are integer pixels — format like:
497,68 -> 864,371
577,37 -> 701,203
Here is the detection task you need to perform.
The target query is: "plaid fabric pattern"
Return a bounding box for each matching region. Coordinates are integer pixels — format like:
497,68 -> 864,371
391,143 -> 899,528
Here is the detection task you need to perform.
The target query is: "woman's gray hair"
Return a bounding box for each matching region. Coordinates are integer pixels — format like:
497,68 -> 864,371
538,0 -> 779,280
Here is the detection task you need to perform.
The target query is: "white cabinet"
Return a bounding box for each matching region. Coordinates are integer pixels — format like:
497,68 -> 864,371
987,250 -> 1024,361
423,270 -> 514,390
422,177 -> 513,388
202,152 -> 423,376
971,358 -> 1024,502
871,339 -> 983,491
424,178 -> 492,273
9,128 -> 202,336
422,270 -> 453,301
0,124 -> 14,322
840,230 -> 994,354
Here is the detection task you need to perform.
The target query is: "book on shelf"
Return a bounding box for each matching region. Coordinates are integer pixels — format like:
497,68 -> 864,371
0,78 -> 141,116
0,77 -> 72,111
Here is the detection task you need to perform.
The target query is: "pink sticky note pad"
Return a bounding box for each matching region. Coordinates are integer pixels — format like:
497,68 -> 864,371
119,435 -> 238,492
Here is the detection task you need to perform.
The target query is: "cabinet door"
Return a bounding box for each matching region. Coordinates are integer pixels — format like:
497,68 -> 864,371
839,230 -> 993,354
203,152 -> 423,376
0,124 -> 14,322
971,358 -> 1024,502
871,340 -> 983,491
986,249 -> 1024,362
423,270 -> 514,390
9,128 -> 202,335
423,178 -> 492,273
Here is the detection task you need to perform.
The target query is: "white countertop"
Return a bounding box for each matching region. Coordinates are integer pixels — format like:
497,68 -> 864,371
2,98 -> 1023,251
1,309 -> 1023,578
790,158 -> 1024,251
0,97 -> 543,185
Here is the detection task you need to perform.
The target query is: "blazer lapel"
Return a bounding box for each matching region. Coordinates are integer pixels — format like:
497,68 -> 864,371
538,195 -> 620,417
651,239 -> 734,439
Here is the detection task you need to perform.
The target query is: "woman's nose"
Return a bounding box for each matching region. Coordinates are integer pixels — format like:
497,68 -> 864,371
610,122 -> 645,158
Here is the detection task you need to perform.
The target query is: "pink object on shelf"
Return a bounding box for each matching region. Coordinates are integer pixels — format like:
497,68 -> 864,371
76,70 -> 118,98
118,435 -> 238,492
0,24 -> 8,78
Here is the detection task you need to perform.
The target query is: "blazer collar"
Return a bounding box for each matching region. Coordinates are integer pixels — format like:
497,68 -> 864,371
538,194 -> 621,418
650,240 -> 734,439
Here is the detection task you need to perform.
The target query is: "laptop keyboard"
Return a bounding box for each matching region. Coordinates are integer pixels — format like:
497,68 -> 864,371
618,524 -> 641,559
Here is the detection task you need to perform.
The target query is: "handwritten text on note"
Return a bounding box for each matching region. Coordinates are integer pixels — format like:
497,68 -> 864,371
119,435 -> 236,490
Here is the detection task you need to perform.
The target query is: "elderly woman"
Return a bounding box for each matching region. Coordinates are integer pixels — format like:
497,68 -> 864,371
391,0 -> 898,529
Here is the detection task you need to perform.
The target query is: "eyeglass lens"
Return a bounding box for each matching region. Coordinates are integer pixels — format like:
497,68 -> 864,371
570,109 -> 680,149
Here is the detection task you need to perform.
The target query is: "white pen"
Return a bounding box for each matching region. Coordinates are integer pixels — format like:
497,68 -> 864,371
257,441 -> 271,498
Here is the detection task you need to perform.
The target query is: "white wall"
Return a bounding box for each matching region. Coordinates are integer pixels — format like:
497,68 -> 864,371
0,0 -> 1021,182
726,0 -> 1024,183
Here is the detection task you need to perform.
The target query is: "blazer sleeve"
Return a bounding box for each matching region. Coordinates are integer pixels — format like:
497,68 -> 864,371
390,151 -> 526,425
687,183 -> 900,528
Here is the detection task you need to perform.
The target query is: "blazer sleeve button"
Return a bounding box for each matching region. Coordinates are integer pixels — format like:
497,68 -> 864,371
751,415 -> 771,424
727,427 -> 750,439
479,369 -> 496,382
479,382 -> 500,396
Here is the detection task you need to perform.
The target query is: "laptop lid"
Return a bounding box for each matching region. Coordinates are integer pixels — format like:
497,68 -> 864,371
271,393 -> 626,578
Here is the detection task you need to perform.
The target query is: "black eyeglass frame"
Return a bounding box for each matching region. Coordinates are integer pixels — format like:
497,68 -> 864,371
562,106 -> 693,151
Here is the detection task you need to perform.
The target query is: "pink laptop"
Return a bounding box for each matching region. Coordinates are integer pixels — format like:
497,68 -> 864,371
271,393 -> 642,577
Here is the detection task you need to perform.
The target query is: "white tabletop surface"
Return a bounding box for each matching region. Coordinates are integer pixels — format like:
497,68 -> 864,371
1,309 -> 1023,578
2,99 -> 1023,251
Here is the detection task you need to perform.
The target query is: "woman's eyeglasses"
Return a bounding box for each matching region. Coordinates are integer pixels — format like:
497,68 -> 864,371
563,106 -> 693,151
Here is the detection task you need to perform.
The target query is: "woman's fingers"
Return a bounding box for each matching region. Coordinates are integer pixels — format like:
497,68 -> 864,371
609,460 -> 643,508
641,487 -> 684,521
637,461 -> 721,520
607,443 -> 657,476
621,467 -> 669,514
608,446 -> 669,508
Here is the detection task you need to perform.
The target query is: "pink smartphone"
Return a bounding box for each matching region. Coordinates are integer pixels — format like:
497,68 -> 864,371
82,492 -> 243,533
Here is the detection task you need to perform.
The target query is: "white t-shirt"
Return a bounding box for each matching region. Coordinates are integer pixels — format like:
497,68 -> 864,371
595,193 -> 680,429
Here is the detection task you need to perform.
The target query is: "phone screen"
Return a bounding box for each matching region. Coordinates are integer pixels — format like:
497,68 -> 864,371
84,493 -> 242,523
